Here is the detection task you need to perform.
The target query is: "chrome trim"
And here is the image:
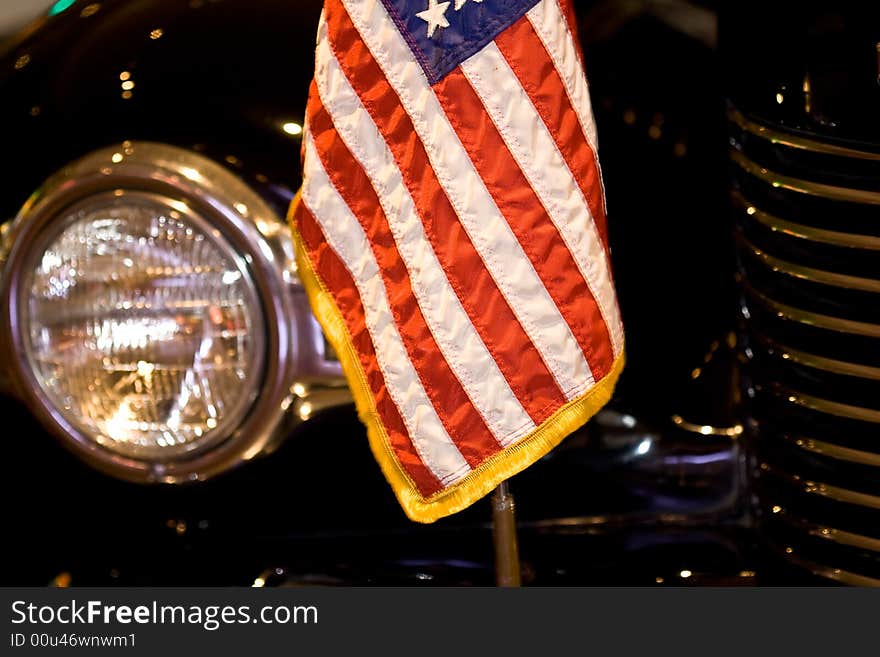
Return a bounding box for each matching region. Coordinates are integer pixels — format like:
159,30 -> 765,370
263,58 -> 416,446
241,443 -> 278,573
768,542 -> 880,587
732,190 -> 880,250
669,414 -> 743,437
780,433 -> 880,468
0,221 -> 12,266
761,461 -> 880,511
729,108 -> 880,161
744,283 -> 880,338
759,335 -> 880,381
737,231 -> 880,293
0,142 -> 349,484
730,148 -> 880,205
772,509 -> 880,553
774,384 -> 880,424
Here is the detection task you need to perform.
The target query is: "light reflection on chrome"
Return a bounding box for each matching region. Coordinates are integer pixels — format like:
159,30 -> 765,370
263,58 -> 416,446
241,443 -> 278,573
1,142 -> 351,484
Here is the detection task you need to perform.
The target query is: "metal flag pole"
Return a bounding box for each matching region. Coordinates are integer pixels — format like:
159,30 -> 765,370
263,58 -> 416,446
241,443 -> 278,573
491,480 -> 522,587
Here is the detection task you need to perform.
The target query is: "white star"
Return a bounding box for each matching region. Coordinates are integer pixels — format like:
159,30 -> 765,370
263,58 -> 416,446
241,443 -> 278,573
416,0 -> 451,38
454,0 -> 482,10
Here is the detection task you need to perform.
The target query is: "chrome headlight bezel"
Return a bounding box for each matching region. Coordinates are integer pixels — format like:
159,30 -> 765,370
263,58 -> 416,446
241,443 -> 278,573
20,187 -> 269,461
0,142 -> 333,483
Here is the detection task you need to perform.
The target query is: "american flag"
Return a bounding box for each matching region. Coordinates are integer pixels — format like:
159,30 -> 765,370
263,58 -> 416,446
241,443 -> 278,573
291,0 -> 624,522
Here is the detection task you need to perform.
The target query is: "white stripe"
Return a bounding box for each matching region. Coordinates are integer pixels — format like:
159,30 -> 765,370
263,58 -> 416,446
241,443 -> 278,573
461,42 -> 623,356
340,0 -> 593,399
314,21 -> 535,444
527,0 -> 598,154
528,0 -> 610,217
301,132 -> 470,484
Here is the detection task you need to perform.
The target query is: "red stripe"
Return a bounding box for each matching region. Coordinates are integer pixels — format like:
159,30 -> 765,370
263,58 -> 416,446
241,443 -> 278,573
324,0 -> 567,423
295,201 -> 443,497
496,16 -> 609,249
556,0 -> 584,65
434,67 -> 614,382
306,92 -> 502,467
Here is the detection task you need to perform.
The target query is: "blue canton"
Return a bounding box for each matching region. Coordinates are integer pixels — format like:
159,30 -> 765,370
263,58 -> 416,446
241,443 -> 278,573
380,0 -> 542,84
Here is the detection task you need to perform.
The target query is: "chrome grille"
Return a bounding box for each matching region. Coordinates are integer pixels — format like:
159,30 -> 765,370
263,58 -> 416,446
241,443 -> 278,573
731,106 -> 880,584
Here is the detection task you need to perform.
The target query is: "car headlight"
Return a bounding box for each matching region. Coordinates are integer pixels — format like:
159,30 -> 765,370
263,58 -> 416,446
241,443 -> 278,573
2,142 -> 348,482
25,191 -> 265,459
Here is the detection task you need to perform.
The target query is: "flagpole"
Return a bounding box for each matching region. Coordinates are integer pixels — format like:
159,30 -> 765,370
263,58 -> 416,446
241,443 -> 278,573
491,481 -> 522,587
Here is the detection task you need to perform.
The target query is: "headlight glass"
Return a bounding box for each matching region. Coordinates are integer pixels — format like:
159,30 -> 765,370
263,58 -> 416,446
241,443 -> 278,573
22,193 -> 265,460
